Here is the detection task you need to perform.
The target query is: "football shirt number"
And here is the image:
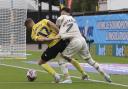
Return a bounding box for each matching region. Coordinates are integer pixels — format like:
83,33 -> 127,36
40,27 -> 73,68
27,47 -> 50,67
66,23 -> 73,32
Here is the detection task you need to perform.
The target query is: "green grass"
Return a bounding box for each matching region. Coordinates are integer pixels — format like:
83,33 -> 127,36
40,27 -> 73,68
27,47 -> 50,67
0,50 -> 128,89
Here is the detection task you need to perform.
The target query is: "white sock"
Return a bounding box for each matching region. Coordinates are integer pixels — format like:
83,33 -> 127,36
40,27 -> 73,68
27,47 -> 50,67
58,59 -> 71,80
86,58 -> 106,76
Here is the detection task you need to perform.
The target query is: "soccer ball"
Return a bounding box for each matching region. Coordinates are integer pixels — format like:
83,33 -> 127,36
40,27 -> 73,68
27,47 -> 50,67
27,69 -> 37,82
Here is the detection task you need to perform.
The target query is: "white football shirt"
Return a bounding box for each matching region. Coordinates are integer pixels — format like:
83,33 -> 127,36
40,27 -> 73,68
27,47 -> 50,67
56,15 -> 82,39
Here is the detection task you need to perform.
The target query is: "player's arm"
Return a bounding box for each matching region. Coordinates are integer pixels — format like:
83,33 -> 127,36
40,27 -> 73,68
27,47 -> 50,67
55,16 -> 75,39
31,30 -> 54,42
53,32 -> 75,40
36,36 -> 54,42
52,16 -> 65,39
54,23 -> 75,39
47,20 -> 59,33
56,16 -> 64,28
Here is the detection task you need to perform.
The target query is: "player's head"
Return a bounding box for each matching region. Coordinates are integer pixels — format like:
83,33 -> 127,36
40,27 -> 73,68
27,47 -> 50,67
60,7 -> 71,15
25,18 -> 35,30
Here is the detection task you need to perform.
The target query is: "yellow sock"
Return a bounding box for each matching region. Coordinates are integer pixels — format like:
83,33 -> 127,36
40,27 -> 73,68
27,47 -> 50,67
71,58 -> 87,76
41,63 -> 56,76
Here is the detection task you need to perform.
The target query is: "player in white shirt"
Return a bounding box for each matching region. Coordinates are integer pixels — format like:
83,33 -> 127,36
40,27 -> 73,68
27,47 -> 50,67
55,7 -> 112,83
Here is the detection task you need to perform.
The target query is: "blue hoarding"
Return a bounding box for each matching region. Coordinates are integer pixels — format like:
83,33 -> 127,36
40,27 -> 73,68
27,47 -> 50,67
75,14 -> 128,44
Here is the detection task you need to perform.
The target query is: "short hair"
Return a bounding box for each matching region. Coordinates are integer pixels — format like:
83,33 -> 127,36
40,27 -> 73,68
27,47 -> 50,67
61,7 -> 71,13
24,18 -> 33,26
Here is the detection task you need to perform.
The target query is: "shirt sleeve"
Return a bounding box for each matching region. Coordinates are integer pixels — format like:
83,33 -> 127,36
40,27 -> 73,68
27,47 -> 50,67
42,19 -> 49,25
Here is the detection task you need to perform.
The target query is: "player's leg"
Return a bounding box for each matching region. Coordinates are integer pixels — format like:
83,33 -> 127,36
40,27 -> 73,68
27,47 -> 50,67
61,55 -> 89,80
58,57 -> 71,80
39,39 -> 70,83
61,38 -> 89,80
86,57 -> 112,82
38,59 -> 56,76
38,47 -> 61,83
38,60 -> 60,83
80,40 -> 112,82
58,58 -> 72,83
55,39 -> 72,83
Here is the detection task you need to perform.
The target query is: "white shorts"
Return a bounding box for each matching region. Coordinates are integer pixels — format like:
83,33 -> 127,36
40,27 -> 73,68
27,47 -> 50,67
62,37 -> 91,59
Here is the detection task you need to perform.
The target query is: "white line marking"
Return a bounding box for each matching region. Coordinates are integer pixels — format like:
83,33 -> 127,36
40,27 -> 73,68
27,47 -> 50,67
0,63 -> 128,88
0,81 -> 54,84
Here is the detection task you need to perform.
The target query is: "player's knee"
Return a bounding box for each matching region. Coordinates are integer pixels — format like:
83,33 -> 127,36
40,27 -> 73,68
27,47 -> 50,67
41,54 -> 52,63
38,61 -> 42,65
38,59 -> 46,65
58,61 -> 65,66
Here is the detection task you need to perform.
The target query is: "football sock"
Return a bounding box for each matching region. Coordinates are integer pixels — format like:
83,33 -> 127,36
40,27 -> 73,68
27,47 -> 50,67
86,58 -> 106,76
60,63 -> 70,80
71,58 -> 87,76
41,63 -> 57,76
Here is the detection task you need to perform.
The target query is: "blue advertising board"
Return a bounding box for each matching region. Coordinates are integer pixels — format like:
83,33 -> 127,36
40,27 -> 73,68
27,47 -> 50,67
75,14 -> 128,44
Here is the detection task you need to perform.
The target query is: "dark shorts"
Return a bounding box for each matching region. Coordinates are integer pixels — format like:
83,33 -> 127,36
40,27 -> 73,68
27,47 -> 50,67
41,39 -> 70,62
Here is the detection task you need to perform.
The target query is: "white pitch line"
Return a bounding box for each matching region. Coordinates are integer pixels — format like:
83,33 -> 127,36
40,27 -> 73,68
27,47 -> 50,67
0,63 -> 128,88
0,81 -> 55,84
0,63 -> 47,73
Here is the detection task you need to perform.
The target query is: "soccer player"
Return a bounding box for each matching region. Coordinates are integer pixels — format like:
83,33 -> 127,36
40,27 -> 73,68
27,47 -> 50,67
24,18 -> 87,83
55,7 -> 112,83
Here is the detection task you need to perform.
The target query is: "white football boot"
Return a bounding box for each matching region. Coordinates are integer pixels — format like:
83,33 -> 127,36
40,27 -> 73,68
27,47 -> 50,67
104,74 -> 112,83
54,73 -> 61,83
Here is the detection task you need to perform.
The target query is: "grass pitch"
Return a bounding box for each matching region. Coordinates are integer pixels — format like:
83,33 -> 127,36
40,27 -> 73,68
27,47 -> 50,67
0,51 -> 128,89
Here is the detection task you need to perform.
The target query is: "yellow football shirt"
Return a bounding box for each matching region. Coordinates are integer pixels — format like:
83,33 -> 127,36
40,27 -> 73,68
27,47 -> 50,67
31,19 -> 60,48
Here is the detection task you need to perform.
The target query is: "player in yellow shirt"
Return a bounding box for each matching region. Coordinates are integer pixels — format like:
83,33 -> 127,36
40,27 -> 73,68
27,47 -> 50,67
25,18 -> 88,83
31,19 -> 59,48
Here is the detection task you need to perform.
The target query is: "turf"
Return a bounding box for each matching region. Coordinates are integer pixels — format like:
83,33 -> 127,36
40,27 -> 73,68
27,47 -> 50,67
0,50 -> 128,89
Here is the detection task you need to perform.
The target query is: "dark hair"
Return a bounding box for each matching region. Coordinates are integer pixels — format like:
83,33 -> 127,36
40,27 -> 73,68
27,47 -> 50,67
61,7 -> 71,13
24,18 -> 33,26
